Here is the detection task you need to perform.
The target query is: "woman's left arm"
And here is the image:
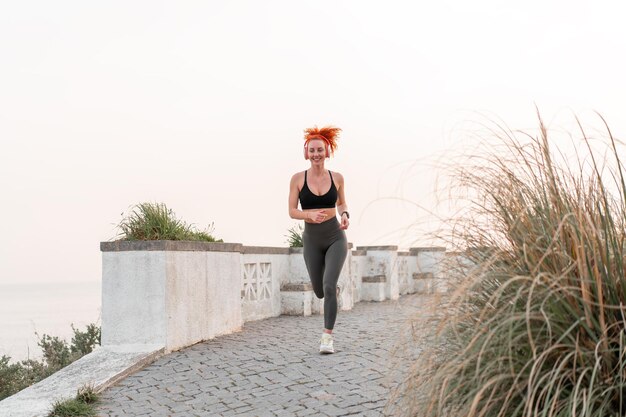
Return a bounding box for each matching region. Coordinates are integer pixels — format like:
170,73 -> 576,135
335,172 -> 350,230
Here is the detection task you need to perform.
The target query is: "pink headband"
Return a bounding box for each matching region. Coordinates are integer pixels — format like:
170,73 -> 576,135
304,135 -> 330,146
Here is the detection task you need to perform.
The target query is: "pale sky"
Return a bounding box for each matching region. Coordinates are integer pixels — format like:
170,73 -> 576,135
1,1 -> 625,284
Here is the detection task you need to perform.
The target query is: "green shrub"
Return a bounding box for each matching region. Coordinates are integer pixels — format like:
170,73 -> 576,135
48,385 -> 99,416
75,384 -> 99,405
37,334 -> 72,370
0,355 -> 26,400
70,324 -> 100,356
49,398 -> 96,417
391,115 -> 626,417
285,224 -> 304,247
0,323 -> 101,401
116,202 -> 222,242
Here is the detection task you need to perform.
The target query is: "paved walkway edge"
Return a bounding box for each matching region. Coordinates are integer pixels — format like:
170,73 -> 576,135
0,344 -> 165,417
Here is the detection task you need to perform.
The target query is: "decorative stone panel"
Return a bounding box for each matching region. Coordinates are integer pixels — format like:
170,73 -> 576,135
242,262 -> 272,302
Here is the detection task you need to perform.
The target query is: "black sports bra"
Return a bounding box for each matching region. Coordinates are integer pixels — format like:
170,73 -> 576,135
299,170 -> 338,210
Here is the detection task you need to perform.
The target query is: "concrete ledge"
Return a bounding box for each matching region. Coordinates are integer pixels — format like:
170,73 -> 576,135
409,246 -> 446,254
289,247 -> 304,254
0,345 -> 164,417
356,245 -> 399,251
281,282 -> 313,291
363,275 -> 387,283
241,246 -> 290,255
361,280 -> 386,301
351,250 -> 366,256
281,290 -> 314,316
398,251 -> 411,256
100,240 -> 243,252
413,272 -> 435,294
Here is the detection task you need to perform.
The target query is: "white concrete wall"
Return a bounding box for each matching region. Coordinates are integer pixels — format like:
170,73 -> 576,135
397,252 -> 411,295
101,241 -> 244,353
337,249 -> 354,310
359,246 -> 400,301
165,251 -> 207,351
350,251 -> 366,303
405,252 -> 419,294
101,241 -> 448,354
102,251 -> 167,347
241,252 -> 285,322
443,251 -> 476,292
361,280 -> 386,301
165,250 -> 243,351
283,250 -> 316,316
412,247 -> 447,293
413,272 -> 434,294
4,241 -> 451,417
281,290 -> 313,316
286,249 -> 308,286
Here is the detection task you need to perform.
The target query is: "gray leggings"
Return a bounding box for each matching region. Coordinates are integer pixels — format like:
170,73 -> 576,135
303,217 -> 348,330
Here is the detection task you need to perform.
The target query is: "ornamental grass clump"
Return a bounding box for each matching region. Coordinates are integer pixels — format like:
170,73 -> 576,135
391,114 -> 626,417
48,384 -> 99,417
116,202 -> 222,242
285,223 -> 304,247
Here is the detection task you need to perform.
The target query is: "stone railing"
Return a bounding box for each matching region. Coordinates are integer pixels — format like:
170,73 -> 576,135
100,241 -> 449,354
240,246 -> 287,322
0,241 -> 453,417
100,241 -> 244,354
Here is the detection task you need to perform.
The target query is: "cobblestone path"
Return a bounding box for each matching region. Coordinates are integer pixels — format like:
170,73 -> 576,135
97,294 -> 428,416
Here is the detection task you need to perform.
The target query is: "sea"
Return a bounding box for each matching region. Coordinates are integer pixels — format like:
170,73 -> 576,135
0,281 -> 101,362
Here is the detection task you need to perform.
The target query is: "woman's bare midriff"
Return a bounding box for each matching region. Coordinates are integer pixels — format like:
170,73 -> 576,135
303,208 -> 337,224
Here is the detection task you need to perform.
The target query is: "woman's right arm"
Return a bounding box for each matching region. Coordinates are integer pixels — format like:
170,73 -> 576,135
289,174 -> 310,220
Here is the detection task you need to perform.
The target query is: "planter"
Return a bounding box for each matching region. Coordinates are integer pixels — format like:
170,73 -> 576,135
101,241 -> 243,353
282,248 -> 316,316
357,246 -> 400,301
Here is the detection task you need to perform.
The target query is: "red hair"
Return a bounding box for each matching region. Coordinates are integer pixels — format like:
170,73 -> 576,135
303,125 -> 342,157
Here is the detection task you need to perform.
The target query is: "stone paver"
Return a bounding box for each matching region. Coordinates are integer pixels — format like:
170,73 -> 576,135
97,294 -> 429,416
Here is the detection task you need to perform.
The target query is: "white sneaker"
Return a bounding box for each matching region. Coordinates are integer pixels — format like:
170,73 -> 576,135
320,333 -> 335,354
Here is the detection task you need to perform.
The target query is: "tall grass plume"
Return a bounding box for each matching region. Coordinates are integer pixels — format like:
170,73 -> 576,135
390,113 -> 626,417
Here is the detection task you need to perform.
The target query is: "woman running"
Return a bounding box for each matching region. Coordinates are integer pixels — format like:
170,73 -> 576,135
288,125 -> 350,354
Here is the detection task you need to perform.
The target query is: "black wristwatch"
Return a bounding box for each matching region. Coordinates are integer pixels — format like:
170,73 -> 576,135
341,211 -> 350,219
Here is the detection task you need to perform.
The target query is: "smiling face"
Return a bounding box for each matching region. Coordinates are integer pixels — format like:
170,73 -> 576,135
306,139 -> 327,163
